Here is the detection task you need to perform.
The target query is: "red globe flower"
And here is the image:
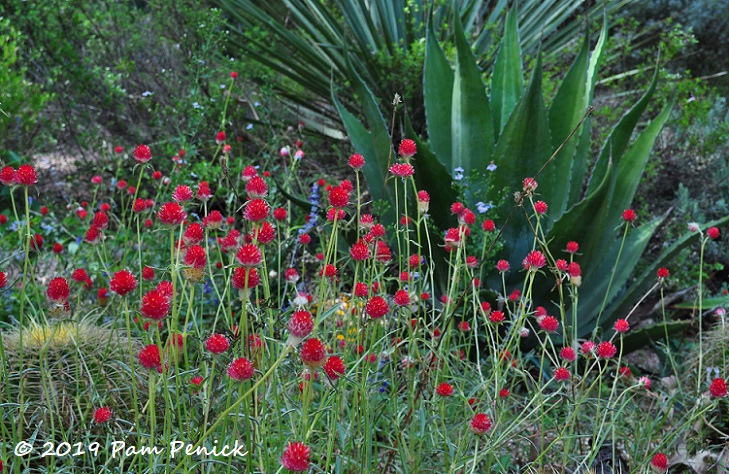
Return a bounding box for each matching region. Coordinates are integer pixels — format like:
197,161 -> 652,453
157,202 -> 187,227
538,315 -> 559,333
348,153 -> 365,169
323,356 -> 345,380
707,226 -> 720,240
15,164 -> 38,186
710,377 -> 728,397
93,407 -> 112,424
393,290 -> 410,307
533,200 -> 548,214
47,277 -> 70,302
657,267 -> 670,279
389,163 -> 414,178
236,244 -> 263,267
197,181 -> 212,201
281,441 -> 311,472
245,176 -> 269,199
205,334 -> 230,354
522,250 -> 546,271
140,289 -> 171,320
650,453 -> 668,472
0,166 -> 15,186
73,269 -> 89,283
93,211 -> 109,230
365,296 -> 389,319
228,357 -> 255,381
300,338 -> 327,369
138,345 -> 162,370
328,186 -> 349,208
614,319 -> 630,333
184,245 -> 207,269
596,341 -> 617,359
244,198 -> 270,222
287,310 -> 314,344
172,185 -> 194,203
554,367 -> 571,381
133,144 -> 152,163
566,241 -> 579,253
231,267 -> 261,291
489,310 -> 505,324
398,138 -> 417,158
469,413 -> 492,435
435,382 -> 454,397
622,209 -> 636,222
560,347 -> 576,362
110,269 -> 137,296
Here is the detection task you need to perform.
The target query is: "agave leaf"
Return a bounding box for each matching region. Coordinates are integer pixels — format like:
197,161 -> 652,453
404,116 -> 458,234
619,321 -> 692,354
548,14 -> 607,212
332,69 -> 396,226
490,55 -> 551,265
604,216 -> 729,326
577,217 -> 663,332
423,14 -> 454,168
491,7 -> 523,136
673,296 -> 729,310
451,10 -> 494,175
587,63 -> 660,196
404,118 -> 455,295
580,97 -> 673,269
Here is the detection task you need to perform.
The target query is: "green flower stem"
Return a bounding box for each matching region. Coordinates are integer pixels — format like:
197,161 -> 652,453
168,344 -> 293,474
595,222 -> 630,330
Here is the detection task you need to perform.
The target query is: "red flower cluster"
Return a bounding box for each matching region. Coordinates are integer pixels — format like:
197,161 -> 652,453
228,357 -> 255,381
205,334 -> 230,354
281,442 -> 310,472
93,407 -> 112,424
469,413 -> 492,435
110,270 -> 137,296
300,338 -> 327,369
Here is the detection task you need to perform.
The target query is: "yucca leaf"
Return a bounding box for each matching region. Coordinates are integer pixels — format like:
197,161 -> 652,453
451,9 -> 494,175
423,14 -> 454,168
491,7 -> 523,136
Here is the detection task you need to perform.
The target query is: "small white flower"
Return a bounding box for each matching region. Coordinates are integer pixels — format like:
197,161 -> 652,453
688,222 -> 701,233
454,167 -> 464,181
476,201 -> 492,214
246,123 -> 253,130
487,162 -> 497,172
292,293 -> 309,308
142,91 -> 153,97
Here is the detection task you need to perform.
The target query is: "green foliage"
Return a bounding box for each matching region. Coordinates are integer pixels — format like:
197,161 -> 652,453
0,18 -> 53,151
218,0 -> 633,137
1,0 -> 270,166
334,8 -> 729,339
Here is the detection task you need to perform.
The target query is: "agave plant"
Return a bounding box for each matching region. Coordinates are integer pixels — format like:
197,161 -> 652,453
218,0 -> 632,137
333,7 -> 729,339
